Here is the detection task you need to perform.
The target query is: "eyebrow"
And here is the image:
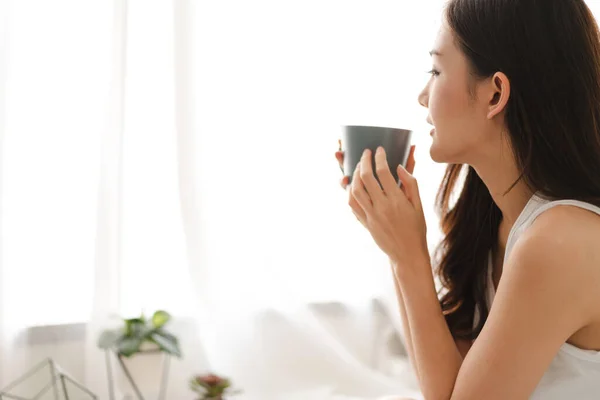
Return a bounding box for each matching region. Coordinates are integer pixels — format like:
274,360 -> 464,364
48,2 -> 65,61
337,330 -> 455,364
429,50 -> 442,56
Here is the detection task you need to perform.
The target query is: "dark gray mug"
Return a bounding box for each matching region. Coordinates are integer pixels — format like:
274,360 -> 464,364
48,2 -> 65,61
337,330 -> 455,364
342,125 -> 413,186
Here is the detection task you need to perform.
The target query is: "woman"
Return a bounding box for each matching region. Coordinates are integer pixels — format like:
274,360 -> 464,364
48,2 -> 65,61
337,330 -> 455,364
335,0 -> 600,398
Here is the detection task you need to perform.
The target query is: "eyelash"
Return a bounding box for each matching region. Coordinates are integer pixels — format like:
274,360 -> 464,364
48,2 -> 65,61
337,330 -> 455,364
427,69 -> 440,77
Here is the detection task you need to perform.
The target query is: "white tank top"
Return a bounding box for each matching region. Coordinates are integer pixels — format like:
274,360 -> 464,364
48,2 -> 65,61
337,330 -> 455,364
473,192 -> 600,399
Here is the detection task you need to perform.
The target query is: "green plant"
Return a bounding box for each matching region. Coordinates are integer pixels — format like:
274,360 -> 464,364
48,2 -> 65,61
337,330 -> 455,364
190,373 -> 242,399
97,310 -> 182,358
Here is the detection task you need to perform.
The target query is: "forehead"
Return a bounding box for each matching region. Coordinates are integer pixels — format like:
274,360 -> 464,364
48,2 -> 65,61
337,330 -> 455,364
432,22 -> 456,58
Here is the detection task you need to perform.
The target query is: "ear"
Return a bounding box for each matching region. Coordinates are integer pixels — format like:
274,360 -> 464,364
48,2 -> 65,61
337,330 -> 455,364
486,72 -> 510,120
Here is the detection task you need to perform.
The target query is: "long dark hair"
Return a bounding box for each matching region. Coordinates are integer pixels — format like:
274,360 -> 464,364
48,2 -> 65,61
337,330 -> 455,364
436,0 -> 600,341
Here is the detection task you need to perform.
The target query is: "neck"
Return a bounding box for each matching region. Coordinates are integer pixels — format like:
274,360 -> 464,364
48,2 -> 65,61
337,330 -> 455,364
472,162 -> 534,228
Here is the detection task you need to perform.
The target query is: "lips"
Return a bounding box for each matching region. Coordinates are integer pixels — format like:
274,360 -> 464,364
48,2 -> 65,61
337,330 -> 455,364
430,128 -> 435,136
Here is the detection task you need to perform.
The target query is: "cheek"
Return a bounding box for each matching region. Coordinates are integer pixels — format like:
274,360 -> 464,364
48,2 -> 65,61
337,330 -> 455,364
427,80 -> 479,163
428,80 -> 458,125
430,80 -> 478,141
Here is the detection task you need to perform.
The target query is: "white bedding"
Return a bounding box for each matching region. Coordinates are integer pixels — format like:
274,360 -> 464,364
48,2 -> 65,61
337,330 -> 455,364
207,286 -> 422,400
237,389 -> 423,400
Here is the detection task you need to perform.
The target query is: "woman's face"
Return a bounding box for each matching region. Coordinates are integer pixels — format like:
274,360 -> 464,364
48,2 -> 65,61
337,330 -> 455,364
418,22 -> 501,165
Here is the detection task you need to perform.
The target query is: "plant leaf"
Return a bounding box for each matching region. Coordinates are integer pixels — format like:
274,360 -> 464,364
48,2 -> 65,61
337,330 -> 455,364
153,329 -> 178,347
140,324 -> 154,340
151,310 -> 171,329
150,330 -> 181,357
189,378 -> 210,394
124,318 -> 145,337
97,330 -> 120,349
117,336 -> 143,357
216,379 -> 231,390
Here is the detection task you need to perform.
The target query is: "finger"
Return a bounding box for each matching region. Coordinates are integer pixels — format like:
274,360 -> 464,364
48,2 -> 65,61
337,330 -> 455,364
339,176 -> 349,190
335,151 -> 345,172
349,197 -> 367,226
359,149 -> 385,204
351,164 -> 374,213
406,145 -> 416,175
397,163 -> 423,212
348,176 -> 368,224
352,208 -> 367,226
374,146 -> 399,195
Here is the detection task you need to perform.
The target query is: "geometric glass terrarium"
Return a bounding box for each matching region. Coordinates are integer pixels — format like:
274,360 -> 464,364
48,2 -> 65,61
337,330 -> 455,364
104,348 -> 172,400
98,311 -> 181,400
0,358 -> 97,400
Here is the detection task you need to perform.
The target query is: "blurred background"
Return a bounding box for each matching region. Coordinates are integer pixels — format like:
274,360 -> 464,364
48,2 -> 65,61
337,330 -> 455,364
1,1 -> 598,399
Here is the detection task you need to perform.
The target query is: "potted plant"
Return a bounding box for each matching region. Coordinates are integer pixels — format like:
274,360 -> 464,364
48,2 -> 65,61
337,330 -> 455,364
190,373 -> 242,400
98,310 -> 182,398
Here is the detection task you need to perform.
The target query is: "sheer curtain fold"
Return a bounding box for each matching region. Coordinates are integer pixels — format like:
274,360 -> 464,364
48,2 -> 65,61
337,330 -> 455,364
87,0 -> 210,397
83,0 -> 127,396
0,0 -> 115,390
0,0 -> 10,383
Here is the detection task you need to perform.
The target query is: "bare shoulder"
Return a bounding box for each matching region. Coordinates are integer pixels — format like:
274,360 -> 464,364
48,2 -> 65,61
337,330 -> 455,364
525,204 -> 600,262
533,203 -> 600,238
510,204 -> 600,321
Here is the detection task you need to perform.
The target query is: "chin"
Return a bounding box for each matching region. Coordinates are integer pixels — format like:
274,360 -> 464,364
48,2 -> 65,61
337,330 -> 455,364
429,140 -> 447,164
429,139 -> 464,164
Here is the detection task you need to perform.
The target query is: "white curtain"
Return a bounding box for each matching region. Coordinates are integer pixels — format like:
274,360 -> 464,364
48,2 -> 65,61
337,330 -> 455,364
0,0 -> 112,389
182,1 -> 443,398
0,0 -> 483,398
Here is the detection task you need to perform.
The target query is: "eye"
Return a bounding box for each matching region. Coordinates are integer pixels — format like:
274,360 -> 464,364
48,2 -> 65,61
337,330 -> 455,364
427,69 -> 440,77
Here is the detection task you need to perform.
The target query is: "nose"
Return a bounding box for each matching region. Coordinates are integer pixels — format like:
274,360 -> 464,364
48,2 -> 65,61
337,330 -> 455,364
418,84 -> 429,109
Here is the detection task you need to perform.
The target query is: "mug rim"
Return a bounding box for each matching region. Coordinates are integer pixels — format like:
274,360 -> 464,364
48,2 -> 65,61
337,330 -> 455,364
342,124 -> 413,133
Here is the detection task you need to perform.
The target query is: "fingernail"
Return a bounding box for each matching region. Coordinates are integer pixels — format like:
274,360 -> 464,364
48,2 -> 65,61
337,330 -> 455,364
376,146 -> 384,154
363,149 -> 369,156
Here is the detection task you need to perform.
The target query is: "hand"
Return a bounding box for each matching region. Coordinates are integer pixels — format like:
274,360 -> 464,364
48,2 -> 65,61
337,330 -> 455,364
339,143 -> 427,267
335,139 -> 417,189
335,139 -> 350,189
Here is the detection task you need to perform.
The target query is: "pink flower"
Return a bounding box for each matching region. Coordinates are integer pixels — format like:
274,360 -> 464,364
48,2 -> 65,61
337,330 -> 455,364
196,373 -> 224,387
190,372 -> 239,399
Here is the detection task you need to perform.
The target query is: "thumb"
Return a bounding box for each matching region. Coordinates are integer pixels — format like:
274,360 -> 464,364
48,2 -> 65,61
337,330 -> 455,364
405,145 -> 416,174
397,163 -> 422,212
